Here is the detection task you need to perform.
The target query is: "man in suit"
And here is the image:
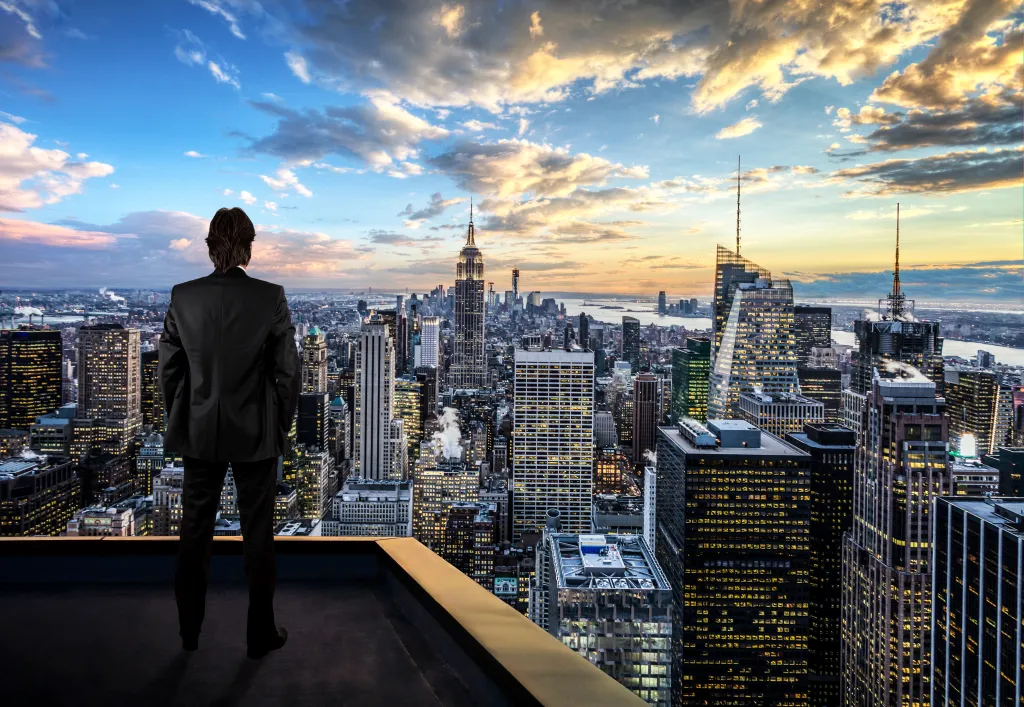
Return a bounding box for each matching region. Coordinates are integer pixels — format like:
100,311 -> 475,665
159,207 -> 300,658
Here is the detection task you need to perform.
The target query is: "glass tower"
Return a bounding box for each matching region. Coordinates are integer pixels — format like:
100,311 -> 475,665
670,338 -> 710,423
0,329 -> 62,430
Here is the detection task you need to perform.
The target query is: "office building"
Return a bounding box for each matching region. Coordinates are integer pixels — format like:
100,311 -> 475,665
945,368 -> 1004,456
534,533 -> 672,706
842,376 -> 951,707
632,373 -> 660,467
707,251 -> 799,419
785,424 -> 856,707
622,316 -> 640,370
0,454 -> 79,536
76,324 -> 141,423
394,375 -> 425,460
798,365 -> 843,422
512,349 -> 595,539
413,456 -> 479,550
328,396 -> 348,466
354,319 -> 407,480
30,404 -> 74,457
711,244 -> 770,362
841,388 -> 866,440
591,493 -> 642,535
0,429 -> 28,457
670,338 -> 710,422
417,316 -> 440,368
738,391 -> 825,438
931,497 -> 1024,706
657,291 -> 667,315
152,466 -> 184,536
135,432 -> 165,495
593,447 -> 629,495
439,501 -> 495,583
578,313 -> 590,351
77,450 -> 133,506
983,447 -> 1024,497
322,477 -> 413,537
301,327 -> 328,394
450,209 -> 487,389
284,446 -> 332,521
0,329 -> 62,430
140,349 -> 164,433
794,305 -> 832,364
297,392 -> 329,451
950,457 -> 999,496
657,418 -> 811,706
66,506 -> 135,536
273,484 -> 298,525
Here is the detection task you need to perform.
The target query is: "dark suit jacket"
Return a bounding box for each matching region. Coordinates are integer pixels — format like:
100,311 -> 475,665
158,268 -> 300,462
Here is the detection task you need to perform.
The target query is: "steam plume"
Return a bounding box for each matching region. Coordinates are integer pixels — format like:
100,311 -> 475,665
432,407 -> 463,460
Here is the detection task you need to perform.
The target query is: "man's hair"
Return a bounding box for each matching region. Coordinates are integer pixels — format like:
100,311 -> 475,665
206,207 -> 255,271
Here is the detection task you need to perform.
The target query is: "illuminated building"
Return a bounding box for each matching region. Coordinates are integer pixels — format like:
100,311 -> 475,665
632,374 -> 660,469
322,477 -> 412,537
0,329 -> 62,430
354,318 -> 407,480
841,375 -> 951,707
273,484 -> 298,525
738,391 -> 825,438
591,494 -> 642,535
494,541 -> 534,614
450,207 -> 487,389
70,416 -> 135,459
622,316 -> 640,370
657,418 -> 811,706
797,365 -> 842,422
77,450 -> 133,505
793,305 -> 832,365
0,455 -> 79,536
594,447 -> 628,495
643,465 -> 657,553
394,296 -> 408,376
297,392 -> 329,450
134,432 -> 165,495
950,457 -> 999,495
413,456 -> 478,550
480,475 -> 510,544
512,349 -> 595,539
670,338 -> 710,422
931,497 -> 1024,705
841,388 -> 866,440
617,393 -> 634,445
76,324 -> 141,424
944,368 -> 1005,456
785,424 -> 855,707
707,252 -> 799,419
30,404 -> 74,457
287,446 -> 332,520
66,506 -> 134,536
534,532 -> 673,706
711,244 -> 769,362
301,326 -> 328,394
982,447 -> 1024,497
219,468 -> 237,517
395,375 -> 424,460
152,466 -> 184,536
0,429 -> 28,457
140,349 -> 163,433
417,316 -> 440,368
439,501 -> 495,584
328,396 -> 348,466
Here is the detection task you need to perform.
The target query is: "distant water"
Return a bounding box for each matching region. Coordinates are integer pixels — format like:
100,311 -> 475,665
561,298 -> 1024,367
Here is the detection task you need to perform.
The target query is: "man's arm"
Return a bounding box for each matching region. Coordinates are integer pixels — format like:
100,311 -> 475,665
158,285 -> 187,417
270,285 -> 300,437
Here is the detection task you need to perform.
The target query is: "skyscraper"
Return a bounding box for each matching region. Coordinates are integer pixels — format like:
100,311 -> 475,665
451,206 -> 486,389
76,324 -> 141,423
711,244 -> 769,362
578,312 -> 590,351
793,305 -> 832,365
632,373 -> 659,467
622,316 -> 640,370
842,375 -> 951,707
798,365 -> 843,422
140,349 -> 164,433
738,391 -> 825,438
657,291 -> 667,315
354,318 -> 406,480
657,418 -> 811,706
417,316 -> 440,368
931,497 -> 1024,706
512,349 -> 594,539
296,392 -> 329,450
301,326 -> 328,394
394,374 -> 424,459
785,423 -> 856,707
850,206 -> 943,395
944,368 -> 1004,456
670,338 -> 710,422
707,251 -> 799,419
0,329 -> 62,430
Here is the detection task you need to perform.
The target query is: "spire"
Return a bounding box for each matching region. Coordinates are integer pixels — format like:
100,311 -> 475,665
893,202 -> 900,299
466,196 -> 475,246
736,155 -> 741,255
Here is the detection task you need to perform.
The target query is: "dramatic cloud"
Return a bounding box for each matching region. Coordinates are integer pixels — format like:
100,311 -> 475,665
0,122 -> 114,211
429,139 -> 647,199
247,92 -> 448,171
398,192 -> 466,225
0,217 -> 118,248
715,117 -> 762,139
831,146 -> 1024,196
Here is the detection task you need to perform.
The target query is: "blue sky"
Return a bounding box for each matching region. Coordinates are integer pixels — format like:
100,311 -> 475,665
0,0 -> 1020,301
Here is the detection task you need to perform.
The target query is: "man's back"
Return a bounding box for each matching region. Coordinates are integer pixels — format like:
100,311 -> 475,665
159,267 -> 300,462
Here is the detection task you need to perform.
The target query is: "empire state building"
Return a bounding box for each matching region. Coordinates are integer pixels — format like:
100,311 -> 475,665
450,203 -> 486,389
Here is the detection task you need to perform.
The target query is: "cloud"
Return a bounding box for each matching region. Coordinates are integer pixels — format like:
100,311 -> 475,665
262,92 -> 283,102
398,192 -> 467,223
832,105 -> 902,131
223,188 -> 233,195
187,0 -> 246,40
461,119 -> 498,132
651,114 -> 660,125
0,0 -> 54,67
746,99 -> 758,110
0,217 -> 119,248
517,118 -> 530,136
434,3 -> 466,39
368,229 -> 445,247
247,92 -> 448,171
259,167 -> 313,197
285,51 -> 310,83
0,111 -> 25,123
239,190 -> 257,204
831,146 -> 1024,196
529,11 -> 544,39
184,150 -> 205,158
429,138 -> 647,199
207,60 -> 240,88
174,29 -> 240,88
715,116 -> 762,139
0,123 -> 114,211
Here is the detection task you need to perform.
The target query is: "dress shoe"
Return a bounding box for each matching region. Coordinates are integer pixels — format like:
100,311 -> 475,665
181,632 -> 199,651
247,627 -> 287,659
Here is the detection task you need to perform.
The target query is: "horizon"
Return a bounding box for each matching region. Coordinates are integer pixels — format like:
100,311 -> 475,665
0,0 -> 1020,301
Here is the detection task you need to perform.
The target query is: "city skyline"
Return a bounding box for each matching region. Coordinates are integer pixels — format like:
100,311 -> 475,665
0,0 -> 1021,300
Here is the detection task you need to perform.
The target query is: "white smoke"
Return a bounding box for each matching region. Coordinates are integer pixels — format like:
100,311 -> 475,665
643,449 -> 657,466
883,360 -> 931,383
862,309 -> 881,322
14,306 -> 43,316
432,407 -> 464,460
99,287 -> 126,305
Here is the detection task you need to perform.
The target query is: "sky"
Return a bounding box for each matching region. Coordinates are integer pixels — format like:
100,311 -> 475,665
0,0 -> 1021,302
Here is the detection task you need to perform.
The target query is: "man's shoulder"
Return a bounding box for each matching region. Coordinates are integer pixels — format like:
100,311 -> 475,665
244,274 -> 285,295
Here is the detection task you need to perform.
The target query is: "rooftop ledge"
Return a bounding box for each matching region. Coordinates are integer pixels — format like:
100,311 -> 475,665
0,536 -> 645,707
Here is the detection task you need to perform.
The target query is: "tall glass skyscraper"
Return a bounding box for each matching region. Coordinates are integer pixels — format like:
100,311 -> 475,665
354,318 -> 406,480
451,208 -> 486,389
793,305 -> 832,365
622,316 -> 640,370
670,338 -> 710,422
841,375 -> 952,707
0,329 -> 62,430
711,244 -> 769,362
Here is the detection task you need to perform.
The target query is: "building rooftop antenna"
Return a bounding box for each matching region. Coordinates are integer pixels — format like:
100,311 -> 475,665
736,155 -> 741,255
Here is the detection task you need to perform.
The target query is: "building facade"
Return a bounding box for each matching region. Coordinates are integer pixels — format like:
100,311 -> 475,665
0,455 -> 79,536
738,391 -> 825,438
301,326 -> 328,394
0,329 -> 62,431
323,477 -> 413,537
450,212 -> 487,389
793,305 -> 832,365
354,319 -> 406,480
670,338 -> 710,422
632,373 -> 660,466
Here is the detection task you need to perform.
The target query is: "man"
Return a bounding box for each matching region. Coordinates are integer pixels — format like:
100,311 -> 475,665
159,207 -> 300,658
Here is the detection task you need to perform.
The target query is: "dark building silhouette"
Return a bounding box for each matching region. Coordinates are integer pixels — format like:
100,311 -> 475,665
140,349 -> 164,433
797,365 -> 842,422
0,329 -> 62,430
578,313 -> 590,351
785,423 -> 855,707
621,316 -> 640,370
793,305 -> 831,364
297,392 -> 329,451
631,374 -> 659,468
983,447 -> 1024,497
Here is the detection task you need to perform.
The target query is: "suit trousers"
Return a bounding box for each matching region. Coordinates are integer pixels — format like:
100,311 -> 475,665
176,455 -> 279,646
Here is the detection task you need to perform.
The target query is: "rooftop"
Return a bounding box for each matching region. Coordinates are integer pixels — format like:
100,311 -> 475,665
659,423 -> 808,458
549,533 -> 669,592
944,498 -> 1024,535
0,537 -> 645,707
